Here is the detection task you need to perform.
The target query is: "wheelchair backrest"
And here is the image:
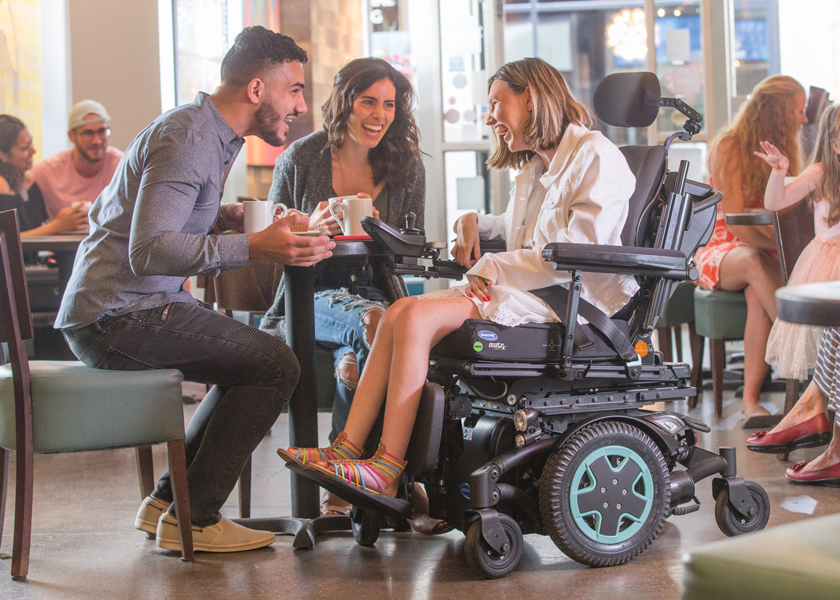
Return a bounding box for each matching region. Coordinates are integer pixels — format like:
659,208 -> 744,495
594,72 -> 718,258
617,145 -> 667,247
593,72 -> 721,337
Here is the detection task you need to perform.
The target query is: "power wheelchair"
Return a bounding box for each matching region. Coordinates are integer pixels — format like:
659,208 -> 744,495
288,72 -> 770,578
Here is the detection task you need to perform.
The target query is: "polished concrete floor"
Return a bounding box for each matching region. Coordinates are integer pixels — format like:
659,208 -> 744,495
2,376 -> 839,600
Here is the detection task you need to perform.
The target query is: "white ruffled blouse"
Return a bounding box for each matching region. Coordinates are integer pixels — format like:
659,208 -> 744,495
423,123 -> 639,327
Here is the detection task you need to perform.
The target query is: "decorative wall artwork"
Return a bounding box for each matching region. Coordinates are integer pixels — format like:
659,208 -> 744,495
0,0 -> 42,159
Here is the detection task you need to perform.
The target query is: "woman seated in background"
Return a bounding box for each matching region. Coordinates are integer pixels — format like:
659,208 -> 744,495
258,58 -> 434,524
693,76 -> 808,420
0,115 -> 88,239
277,57 -> 637,500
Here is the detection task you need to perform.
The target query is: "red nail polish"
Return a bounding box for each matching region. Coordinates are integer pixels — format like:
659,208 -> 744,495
469,293 -> 474,298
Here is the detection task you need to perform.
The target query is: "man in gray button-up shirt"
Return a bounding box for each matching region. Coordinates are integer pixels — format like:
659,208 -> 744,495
56,26 -> 334,553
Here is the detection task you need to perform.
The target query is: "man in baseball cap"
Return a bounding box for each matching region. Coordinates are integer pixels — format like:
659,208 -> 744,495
31,99 -> 123,219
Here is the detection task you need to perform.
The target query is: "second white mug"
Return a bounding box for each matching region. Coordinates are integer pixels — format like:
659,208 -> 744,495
242,200 -> 287,233
328,195 -> 373,236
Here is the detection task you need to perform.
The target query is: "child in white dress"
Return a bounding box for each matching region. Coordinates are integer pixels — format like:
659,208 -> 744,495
758,105 -> 840,380
278,58 -> 637,498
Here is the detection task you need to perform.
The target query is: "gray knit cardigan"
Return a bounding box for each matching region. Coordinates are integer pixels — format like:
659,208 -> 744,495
259,130 -> 426,337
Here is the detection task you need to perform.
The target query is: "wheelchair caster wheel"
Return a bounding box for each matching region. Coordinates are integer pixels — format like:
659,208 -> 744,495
464,514 -> 523,579
351,505 -> 382,546
539,421 -> 670,567
714,481 -> 770,536
386,516 -> 411,532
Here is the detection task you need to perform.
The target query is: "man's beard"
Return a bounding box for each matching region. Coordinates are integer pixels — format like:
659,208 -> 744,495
254,98 -> 288,147
76,144 -> 105,164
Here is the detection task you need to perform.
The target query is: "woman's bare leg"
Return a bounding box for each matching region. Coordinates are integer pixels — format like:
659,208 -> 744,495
377,296 -> 481,459
718,245 -> 783,409
768,380 -> 828,433
800,420 -> 840,471
341,296 -> 419,447
741,285 -> 774,408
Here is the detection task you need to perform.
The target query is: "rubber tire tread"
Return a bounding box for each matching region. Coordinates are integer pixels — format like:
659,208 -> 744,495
351,506 -> 382,546
539,420 -> 671,567
464,513 -> 524,579
713,482 -> 770,537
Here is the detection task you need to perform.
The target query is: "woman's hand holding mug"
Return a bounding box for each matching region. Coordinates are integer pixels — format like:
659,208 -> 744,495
327,194 -> 376,236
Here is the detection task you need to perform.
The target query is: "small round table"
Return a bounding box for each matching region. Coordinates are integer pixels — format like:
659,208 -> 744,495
776,281 -> 840,327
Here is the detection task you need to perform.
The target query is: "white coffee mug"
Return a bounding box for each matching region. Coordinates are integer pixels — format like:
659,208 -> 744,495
328,196 -> 373,236
243,200 -> 288,233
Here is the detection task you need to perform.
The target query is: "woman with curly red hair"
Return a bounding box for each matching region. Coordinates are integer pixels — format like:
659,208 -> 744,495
694,75 -> 808,420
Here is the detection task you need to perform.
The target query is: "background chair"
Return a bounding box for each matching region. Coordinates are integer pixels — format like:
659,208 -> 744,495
655,280 -> 704,402
0,209 -> 193,580
693,287 -> 749,418
693,205 -> 815,422
211,259 -> 336,519
772,199 -> 816,415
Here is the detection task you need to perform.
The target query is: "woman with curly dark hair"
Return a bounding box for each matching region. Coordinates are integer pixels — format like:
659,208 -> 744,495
259,58 -> 434,526
0,114 -> 87,238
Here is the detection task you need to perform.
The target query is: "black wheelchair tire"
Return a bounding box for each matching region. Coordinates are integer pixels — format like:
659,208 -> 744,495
351,505 -> 382,546
464,513 -> 524,579
539,421 -> 671,567
714,481 -> 770,537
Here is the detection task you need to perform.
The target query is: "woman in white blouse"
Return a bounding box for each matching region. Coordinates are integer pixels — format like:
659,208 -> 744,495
278,58 -> 637,498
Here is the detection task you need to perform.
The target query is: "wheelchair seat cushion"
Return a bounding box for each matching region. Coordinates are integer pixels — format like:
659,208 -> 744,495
431,318 -> 631,362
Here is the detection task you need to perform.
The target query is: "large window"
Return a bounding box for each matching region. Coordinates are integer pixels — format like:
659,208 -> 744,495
173,0 -> 235,105
503,0 -> 655,145
440,0 -> 491,144
731,0 -> 780,116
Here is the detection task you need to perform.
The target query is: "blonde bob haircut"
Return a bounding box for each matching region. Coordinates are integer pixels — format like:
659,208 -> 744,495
487,58 -> 595,171
708,75 -> 804,203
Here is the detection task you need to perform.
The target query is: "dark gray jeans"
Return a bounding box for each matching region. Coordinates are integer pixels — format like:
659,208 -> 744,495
63,301 -> 299,526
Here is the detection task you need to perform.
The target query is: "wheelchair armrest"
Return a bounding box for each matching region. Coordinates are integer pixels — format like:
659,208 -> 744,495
479,239 -> 506,253
542,243 -> 694,280
362,216 -> 428,257
724,211 -> 774,226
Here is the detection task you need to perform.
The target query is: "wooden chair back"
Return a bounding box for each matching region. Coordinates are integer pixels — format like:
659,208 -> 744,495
0,209 -> 36,579
213,260 -> 284,313
0,210 -> 35,344
773,200 -> 816,285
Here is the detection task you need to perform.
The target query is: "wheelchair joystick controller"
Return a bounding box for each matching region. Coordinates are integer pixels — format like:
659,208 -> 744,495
401,212 -> 422,236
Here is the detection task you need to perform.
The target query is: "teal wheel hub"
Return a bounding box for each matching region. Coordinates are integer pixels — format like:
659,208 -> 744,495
569,445 -> 654,544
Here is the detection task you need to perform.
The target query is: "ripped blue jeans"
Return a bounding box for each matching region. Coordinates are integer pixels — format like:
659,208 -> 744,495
313,289 -> 387,442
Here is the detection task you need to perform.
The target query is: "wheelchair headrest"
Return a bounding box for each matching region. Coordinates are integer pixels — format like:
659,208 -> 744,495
594,72 -> 661,128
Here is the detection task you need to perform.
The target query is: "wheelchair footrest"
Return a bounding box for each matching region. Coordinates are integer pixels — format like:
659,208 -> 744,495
287,462 -> 413,520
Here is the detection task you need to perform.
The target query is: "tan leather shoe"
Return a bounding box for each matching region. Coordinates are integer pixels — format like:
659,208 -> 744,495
134,496 -> 170,535
156,513 -> 276,553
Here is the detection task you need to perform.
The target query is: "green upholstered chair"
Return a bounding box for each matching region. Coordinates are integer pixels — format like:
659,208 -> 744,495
682,513 -> 840,600
693,207 -> 815,422
656,281 -> 704,405
0,209 -> 194,580
693,287 -> 748,418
